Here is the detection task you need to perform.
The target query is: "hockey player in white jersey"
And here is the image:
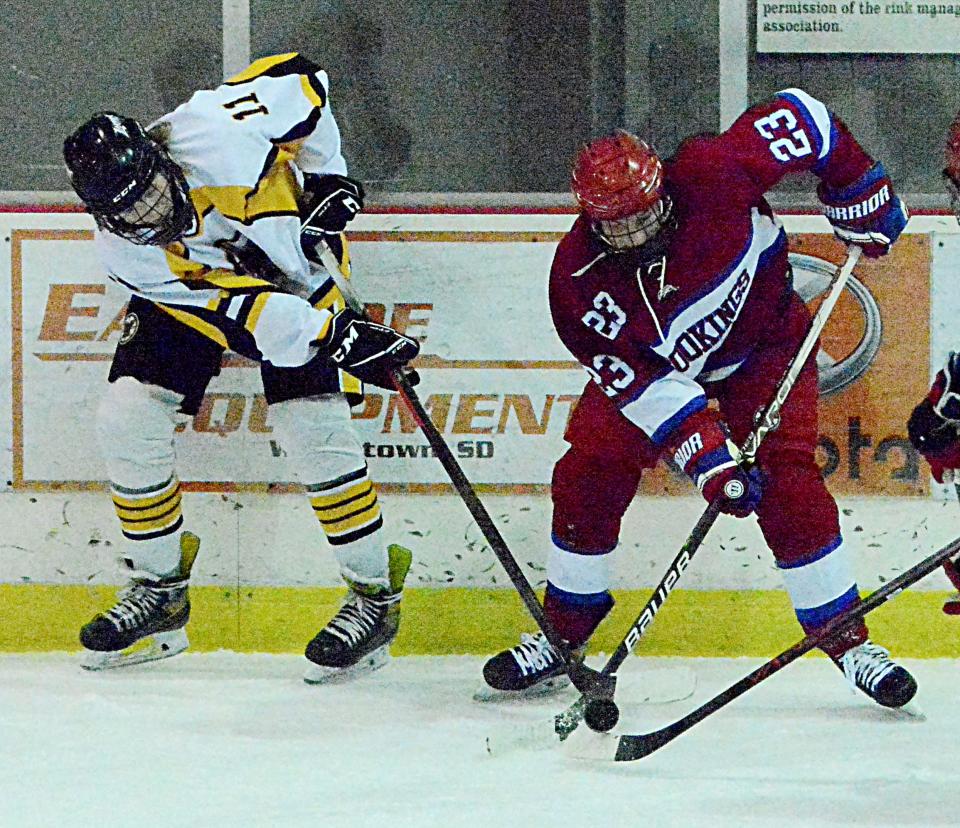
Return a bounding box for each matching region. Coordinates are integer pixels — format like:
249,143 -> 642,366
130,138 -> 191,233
64,53 -> 417,682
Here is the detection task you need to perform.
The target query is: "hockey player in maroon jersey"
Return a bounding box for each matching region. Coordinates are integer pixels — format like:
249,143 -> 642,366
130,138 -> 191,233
481,89 -> 917,708
907,111 -> 960,615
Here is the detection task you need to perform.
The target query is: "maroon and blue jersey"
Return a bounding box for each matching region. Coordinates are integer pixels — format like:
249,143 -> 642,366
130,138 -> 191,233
549,88 -> 875,445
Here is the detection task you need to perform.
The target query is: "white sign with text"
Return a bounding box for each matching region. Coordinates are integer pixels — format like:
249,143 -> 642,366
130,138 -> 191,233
757,1 -> 960,53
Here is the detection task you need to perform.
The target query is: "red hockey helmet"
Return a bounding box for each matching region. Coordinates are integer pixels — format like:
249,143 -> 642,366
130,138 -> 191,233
572,130 -> 665,221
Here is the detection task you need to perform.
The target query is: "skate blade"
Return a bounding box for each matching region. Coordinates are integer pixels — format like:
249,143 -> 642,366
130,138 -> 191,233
80,629 -> 189,671
888,700 -> 926,721
472,675 -> 571,703
303,645 -> 390,685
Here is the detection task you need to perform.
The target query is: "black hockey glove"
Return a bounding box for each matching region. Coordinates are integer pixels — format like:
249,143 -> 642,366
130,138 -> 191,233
317,308 -> 420,390
908,351 -> 960,483
300,173 -> 365,260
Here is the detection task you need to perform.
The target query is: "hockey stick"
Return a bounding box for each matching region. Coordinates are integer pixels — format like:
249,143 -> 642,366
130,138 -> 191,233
553,243 -> 863,739
575,531 -> 960,761
312,240 -> 613,697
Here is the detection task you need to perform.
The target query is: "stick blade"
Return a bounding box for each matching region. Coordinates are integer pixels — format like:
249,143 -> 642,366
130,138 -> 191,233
545,663 -> 697,744
611,731 -> 670,761
560,723 -> 674,762
563,724 -> 677,762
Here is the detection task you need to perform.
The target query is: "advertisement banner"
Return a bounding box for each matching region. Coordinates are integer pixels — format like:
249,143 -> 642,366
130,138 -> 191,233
791,233 -> 929,495
9,223 -> 930,496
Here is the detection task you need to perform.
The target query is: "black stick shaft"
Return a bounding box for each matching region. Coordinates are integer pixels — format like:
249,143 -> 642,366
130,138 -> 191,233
390,370 -> 573,658
314,241 -> 595,680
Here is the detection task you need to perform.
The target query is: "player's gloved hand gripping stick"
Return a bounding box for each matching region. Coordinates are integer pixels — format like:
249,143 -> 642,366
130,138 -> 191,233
553,244 -> 864,740
311,239 -> 617,699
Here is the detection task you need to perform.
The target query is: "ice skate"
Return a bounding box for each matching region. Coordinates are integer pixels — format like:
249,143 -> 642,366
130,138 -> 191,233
303,544 -> 412,685
475,632 -> 582,702
80,532 -> 200,670
835,640 -> 918,709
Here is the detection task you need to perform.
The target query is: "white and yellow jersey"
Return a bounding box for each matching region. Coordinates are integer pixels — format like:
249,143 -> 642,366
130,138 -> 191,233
94,53 -> 352,369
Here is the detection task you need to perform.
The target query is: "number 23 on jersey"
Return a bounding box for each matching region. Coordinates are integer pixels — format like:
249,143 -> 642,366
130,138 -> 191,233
753,109 -> 812,162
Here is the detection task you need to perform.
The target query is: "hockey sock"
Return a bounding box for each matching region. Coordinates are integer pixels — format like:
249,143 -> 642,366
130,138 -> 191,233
544,534 -> 615,646
544,584 -> 613,647
96,376 -> 185,576
308,467 -> 389,588
271,395 -> 389,587
777,534 -> 866,658
109,475 -> 184,575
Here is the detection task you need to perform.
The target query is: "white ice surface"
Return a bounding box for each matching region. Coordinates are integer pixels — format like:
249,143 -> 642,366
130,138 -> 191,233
1,653 -> 957,828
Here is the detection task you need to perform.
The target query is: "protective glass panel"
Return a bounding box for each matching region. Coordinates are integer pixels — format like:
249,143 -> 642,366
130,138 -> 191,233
0,0 -> 222,192
748,4 -> 960,202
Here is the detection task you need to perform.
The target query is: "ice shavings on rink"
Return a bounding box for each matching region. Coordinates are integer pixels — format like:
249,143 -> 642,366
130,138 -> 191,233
2,653 -> 957,828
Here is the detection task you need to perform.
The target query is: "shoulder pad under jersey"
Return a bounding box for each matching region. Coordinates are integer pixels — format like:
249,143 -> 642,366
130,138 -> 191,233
154,53 -> 331,192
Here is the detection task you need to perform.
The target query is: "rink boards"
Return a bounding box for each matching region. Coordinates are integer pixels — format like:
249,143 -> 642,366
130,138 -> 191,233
1,208 -> 959,655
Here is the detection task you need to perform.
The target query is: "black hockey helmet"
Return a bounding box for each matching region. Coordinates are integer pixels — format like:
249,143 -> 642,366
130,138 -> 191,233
63,112 -> 195,245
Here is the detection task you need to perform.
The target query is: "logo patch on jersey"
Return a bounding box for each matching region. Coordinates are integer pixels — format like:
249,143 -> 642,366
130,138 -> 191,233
119,313 -> 140,345
645,256 -> 677,301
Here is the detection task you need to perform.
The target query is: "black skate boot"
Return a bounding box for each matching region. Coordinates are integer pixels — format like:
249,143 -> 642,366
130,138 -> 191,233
476,632 -> 582,701
80,532 -> 200,670
835,640 -> 918,709
303,544 -> 412,684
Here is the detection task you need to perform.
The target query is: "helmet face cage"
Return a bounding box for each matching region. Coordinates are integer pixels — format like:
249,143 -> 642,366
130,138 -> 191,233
98,161 -> 195,245
596,194 -> 673,250
64,112 -> 195,246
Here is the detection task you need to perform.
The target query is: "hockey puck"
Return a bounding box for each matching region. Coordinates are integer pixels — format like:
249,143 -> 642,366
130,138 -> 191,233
584,698 -> 620,733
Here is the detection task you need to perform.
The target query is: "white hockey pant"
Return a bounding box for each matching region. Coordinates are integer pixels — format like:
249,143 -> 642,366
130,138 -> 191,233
270,394 -> 389,589
96,377 -> 185,576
